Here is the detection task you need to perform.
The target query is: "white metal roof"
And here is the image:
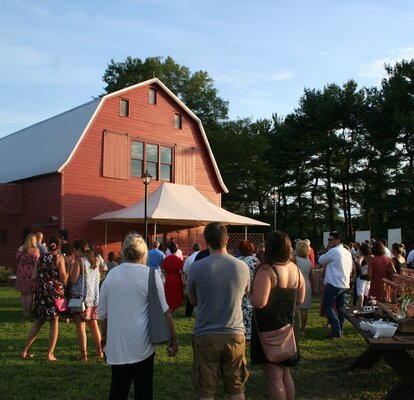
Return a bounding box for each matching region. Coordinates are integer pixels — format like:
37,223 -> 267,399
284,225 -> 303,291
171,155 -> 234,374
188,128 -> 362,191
0,78 -> 228,193
0,99 -> 101,183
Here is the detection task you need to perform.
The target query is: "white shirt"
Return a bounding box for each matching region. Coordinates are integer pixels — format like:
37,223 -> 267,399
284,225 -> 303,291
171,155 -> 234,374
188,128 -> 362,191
98,262 -> 168,365
384,247 -> 392,258
318,244 -> 353,289
407,249 -> 414,265
165,248 -> 183,260
183,251 -> 200,275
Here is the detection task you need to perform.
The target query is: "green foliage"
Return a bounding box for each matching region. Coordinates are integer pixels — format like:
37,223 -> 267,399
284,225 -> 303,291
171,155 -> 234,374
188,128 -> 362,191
102,56 -> 229,129
100,55 -> 414,243
0,266 -> 13,282
0,287 -> 397,400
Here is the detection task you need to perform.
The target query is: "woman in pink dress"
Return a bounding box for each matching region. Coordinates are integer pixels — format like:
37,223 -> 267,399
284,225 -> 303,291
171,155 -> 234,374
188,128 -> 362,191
15,233 -> 40,317
162,243 -> 184,311
368,241 -> 396,302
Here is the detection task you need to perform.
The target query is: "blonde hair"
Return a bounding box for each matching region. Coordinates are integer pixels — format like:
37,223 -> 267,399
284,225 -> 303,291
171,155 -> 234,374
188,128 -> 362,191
295,240 -> 310,258
121,233 -> 148,264
23,233 -> 37,252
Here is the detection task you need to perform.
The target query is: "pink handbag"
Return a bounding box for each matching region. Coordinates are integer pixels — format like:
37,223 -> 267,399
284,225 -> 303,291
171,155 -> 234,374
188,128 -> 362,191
54,298 -> 68,312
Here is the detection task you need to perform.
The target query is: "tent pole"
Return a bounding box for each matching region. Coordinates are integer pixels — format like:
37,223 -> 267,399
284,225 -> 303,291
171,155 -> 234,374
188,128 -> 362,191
154,221 -> 157,239
244,225 -> 247,240
104,221 -> 108,257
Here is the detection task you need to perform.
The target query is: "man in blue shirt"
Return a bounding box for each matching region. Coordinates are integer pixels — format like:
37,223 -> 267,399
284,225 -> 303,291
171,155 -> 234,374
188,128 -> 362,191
147,241 -> 165,270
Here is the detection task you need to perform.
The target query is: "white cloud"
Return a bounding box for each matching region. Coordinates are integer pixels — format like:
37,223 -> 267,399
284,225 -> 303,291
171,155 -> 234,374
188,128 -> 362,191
358,47 -> 414,83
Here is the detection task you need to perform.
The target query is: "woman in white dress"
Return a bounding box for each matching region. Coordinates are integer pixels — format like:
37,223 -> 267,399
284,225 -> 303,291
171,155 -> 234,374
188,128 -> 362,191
294,240 -> 312,337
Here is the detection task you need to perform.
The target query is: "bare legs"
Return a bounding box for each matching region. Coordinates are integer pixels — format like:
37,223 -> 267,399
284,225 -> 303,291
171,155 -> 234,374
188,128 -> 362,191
48,317 -> 59,361
87,320 -> 104,358
74,314 -> 88,360
262,363 -> 295,400
21,293 -> 34,318
22,316 -> 60,361
74,314 -> 103,360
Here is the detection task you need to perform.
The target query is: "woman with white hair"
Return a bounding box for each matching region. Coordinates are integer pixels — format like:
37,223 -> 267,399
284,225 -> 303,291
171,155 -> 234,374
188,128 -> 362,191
98,233 -> 178,400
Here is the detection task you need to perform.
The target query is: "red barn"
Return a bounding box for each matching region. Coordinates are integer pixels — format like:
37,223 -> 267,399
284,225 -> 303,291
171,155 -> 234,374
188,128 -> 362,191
0,78 -> 229,266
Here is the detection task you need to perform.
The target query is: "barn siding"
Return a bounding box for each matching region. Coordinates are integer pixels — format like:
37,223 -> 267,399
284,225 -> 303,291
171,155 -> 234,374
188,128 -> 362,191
0,174 -> 62,266
0,82 -> 226,266
61,83 -> 222,258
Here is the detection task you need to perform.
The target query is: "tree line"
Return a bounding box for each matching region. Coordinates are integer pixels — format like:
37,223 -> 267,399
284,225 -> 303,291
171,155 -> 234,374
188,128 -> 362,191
102,56 -> 414,246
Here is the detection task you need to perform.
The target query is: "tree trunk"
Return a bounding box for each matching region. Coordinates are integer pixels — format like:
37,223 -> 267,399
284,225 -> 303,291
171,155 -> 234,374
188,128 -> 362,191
325,148 -> 335,231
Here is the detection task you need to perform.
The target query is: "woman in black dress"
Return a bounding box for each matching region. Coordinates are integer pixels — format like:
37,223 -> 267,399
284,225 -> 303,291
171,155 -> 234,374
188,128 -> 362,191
250,231 -> 305,400
21,237 -> 67,361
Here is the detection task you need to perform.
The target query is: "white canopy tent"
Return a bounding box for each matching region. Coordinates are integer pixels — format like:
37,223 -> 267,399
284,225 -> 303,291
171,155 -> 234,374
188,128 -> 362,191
93,183 -> 269,247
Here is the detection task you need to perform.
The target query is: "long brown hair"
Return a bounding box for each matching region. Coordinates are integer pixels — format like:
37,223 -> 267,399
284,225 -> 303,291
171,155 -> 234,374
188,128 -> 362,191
263,231 -> 292,266
73,239 -> 97,269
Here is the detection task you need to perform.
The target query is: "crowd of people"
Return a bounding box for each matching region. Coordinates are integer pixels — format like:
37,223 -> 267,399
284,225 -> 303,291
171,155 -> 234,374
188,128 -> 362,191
13,226 -> 413,399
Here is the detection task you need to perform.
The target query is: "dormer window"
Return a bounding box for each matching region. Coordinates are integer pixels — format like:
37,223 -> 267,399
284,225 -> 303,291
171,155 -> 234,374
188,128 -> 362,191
149,88 -> 157,105
120,99 -> 129,117
174,113 -> 182,129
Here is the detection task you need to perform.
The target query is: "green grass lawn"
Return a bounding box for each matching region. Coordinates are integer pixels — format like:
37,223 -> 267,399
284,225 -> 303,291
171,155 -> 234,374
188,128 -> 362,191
0,286 -> 397,399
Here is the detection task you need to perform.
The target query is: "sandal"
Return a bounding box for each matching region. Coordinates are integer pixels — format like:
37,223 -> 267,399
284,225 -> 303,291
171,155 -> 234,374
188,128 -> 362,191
21,352 -> 34,359
75,354 -> 88,362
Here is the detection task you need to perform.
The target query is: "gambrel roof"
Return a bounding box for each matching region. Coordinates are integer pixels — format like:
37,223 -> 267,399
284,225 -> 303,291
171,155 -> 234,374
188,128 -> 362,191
0,99 -> 100,183
0,78 -> 228,192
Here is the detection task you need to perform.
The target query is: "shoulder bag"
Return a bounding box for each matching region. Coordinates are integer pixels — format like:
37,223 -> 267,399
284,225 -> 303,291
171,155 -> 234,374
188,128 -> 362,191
148,268 -> 170,344
68,260 -> 86,313
254,265 -> 299,363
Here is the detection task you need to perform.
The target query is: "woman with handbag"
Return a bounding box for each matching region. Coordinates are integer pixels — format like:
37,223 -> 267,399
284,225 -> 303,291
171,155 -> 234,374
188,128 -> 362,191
98,233 -> 178,400
70,239 -> 103,361
21,236 -> 67,360
250,231 -> 305,400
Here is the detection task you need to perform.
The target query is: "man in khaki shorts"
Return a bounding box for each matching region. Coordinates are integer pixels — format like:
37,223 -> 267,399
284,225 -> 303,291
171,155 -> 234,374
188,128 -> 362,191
188,222 -> 250,399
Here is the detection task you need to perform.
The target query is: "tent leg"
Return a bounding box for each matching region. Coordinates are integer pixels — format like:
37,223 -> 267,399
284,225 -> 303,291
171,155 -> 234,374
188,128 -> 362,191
154,222 -> 157,240
245,225 -> 247,240
104,221 -> 108,258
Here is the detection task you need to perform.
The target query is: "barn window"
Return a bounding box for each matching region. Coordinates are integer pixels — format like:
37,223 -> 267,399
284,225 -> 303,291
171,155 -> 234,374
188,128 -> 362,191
160,146 -> 172,182
131,140 -> 173,182
149,88 -> 157,105
174,113 -> 182,129
131,141 -> 144,177
120,99 -> 129,117
0,229 -> 7,245
146,143 -> 159,180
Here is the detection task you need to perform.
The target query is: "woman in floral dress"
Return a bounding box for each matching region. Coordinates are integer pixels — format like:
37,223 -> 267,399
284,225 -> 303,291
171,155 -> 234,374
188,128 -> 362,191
70,240 -> 103,361
21,237 -> 67,360
15,233 -> 40,317
237,240 -> 258,340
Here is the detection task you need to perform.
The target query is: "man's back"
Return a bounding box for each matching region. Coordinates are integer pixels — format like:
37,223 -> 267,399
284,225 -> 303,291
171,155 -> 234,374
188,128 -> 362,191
147,248 -> 165,268
320,245 -> 353,288
188,253 -> 249,336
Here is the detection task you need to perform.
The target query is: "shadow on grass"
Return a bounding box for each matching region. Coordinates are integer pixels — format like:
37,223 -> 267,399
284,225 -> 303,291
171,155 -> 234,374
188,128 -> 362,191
0,287 -> 403,400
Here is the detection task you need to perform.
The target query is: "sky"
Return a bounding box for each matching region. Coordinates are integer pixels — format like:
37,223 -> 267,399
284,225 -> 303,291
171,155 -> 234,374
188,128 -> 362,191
1,0 -> 414,138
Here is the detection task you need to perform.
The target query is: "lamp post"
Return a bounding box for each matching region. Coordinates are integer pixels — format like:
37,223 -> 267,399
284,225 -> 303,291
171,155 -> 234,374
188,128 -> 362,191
141,170 -> 153,245
271,191 -> 279,231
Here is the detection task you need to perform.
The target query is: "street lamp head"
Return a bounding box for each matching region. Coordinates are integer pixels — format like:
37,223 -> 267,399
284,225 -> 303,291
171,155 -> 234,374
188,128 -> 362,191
141,170 -> 153,185
271,191 -> 279,201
